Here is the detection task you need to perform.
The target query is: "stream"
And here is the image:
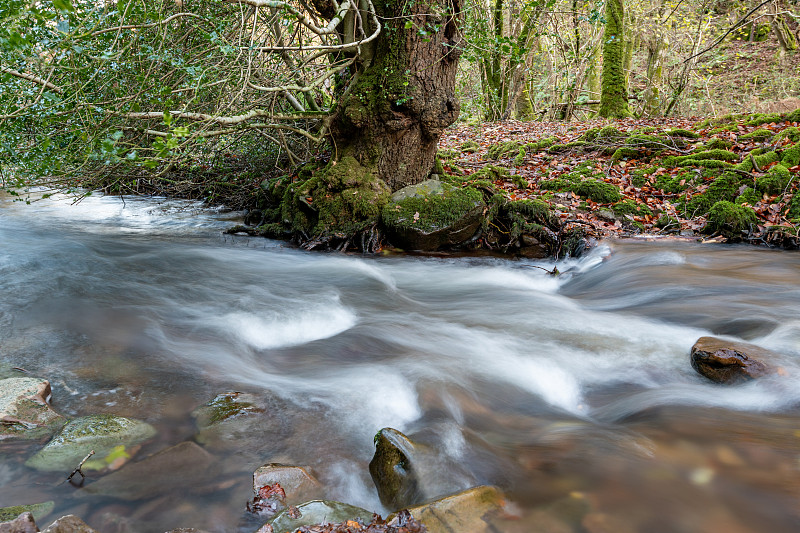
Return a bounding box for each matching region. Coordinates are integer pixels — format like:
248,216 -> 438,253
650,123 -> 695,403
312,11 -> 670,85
1,193 -> 798,533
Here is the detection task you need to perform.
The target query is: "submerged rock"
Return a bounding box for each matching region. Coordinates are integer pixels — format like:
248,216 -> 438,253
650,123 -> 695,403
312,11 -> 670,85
369,428 -> 472,510
192,392 -> 270,451
690,336 -> 774,384
0,512 -> 37,533
389,486 -> 507,533
253,464 -> 321,504
0,502 -> 54,523
80,441 -> 217,501
264,500 -> 374,533
25,414 -> 156,472
0,377 -> 65,441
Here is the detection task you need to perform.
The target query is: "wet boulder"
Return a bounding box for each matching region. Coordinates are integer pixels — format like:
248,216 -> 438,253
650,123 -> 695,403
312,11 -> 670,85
381,180 -> 485,251
263,500 -> 374,533
388,486 -> 507,533
0,502 -> 54,523
369,428 -> 472,510
80,441 -> 218,501
42,515 -> 99,533
0,378 -> 65,441
253,464 -> 321,504
690,336 -> 774,384
25,414 -> 156,472
0,512 -> 38,533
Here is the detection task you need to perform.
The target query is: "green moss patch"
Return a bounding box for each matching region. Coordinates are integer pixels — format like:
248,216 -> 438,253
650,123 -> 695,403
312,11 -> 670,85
781,143 -> 799,167
738,129 -> 773,142
706,201 -> 757,239
756,164 -> 792,195
574,179 -> 622,203
612,199 -> 653,217
487,141 -> 522,160
381,185 -> 483,235
275,156 -> 391,243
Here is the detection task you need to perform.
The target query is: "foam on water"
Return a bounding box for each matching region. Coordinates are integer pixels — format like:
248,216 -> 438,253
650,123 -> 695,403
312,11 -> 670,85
220,305 -> 358,350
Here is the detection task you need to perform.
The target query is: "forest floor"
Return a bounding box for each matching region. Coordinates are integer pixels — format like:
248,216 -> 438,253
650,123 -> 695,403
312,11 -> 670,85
438,109 -> 800,249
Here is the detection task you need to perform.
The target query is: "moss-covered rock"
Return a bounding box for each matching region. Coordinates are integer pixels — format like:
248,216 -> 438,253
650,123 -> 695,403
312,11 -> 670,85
574,179 -> 622,203
192,392 -> 272,451
705,201 -> 757,239
25,415 -> 156,472
0,502 -> 54,522
381,181 -> 484,251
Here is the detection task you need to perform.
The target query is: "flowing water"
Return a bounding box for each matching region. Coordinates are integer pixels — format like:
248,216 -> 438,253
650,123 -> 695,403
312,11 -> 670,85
0,193 -> 798,533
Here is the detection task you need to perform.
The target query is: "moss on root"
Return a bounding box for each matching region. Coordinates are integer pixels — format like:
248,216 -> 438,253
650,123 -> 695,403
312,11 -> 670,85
266,156 -> 390,249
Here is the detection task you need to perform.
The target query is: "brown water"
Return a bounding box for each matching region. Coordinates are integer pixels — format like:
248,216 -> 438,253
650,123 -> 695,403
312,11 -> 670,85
0,193 -> 798,532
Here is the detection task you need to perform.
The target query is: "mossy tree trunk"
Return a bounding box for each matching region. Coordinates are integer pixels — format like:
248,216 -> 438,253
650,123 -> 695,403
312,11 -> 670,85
771,1 -> 798,52
598,0 -> 632,118
330,0 -> 463,192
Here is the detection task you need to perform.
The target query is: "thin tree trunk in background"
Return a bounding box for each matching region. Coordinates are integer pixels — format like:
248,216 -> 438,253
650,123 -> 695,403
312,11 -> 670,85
599,0 -> 631,118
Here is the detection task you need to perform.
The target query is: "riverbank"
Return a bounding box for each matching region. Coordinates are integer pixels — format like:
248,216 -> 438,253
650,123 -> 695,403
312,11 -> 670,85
437,109 -> 800,251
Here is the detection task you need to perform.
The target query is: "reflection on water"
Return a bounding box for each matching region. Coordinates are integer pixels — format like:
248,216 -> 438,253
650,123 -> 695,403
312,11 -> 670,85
1,193 -> 799,533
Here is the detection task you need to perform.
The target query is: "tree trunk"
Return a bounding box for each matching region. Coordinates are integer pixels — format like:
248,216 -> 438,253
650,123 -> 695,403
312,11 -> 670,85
331,0 -> 463,192
598,0 -> 631,118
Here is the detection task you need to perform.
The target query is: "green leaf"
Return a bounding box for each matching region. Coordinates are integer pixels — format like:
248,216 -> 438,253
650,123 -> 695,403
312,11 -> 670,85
404,20 -> 413,29
53,0 -> 74,12
162,110 -> 172,126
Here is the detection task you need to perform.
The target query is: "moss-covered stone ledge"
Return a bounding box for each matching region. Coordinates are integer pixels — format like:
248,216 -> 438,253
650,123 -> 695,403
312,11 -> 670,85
381,180 -> 485,251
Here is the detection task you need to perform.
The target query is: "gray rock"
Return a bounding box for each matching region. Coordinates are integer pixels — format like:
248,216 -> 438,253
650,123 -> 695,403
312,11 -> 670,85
80,442 -> 217,501
390,179 -> 446,202
388,486 -> 506,533
25,414 -> 156,472
42,515 -> 98,533
265,500 -> 374,533
369,428 -> 472,510
253,464 -> 321,504
0,502 -> 54,523
0,378 -> 65,441
0,512 -> 38,533
691,336 -> 774,384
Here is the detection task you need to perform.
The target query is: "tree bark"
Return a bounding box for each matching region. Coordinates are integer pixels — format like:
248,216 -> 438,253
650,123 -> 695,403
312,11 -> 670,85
330,0 -> 463,191
598,0 -> 632,118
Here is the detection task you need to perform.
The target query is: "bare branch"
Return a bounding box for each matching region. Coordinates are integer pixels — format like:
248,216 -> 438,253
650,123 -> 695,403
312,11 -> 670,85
0,66 -> 64,95
89,12 -> 205,36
